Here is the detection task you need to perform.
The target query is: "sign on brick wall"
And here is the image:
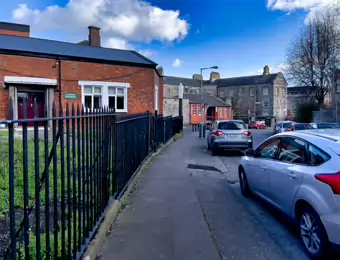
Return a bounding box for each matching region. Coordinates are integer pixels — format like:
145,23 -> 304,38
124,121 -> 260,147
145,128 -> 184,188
64,93 -> 78,100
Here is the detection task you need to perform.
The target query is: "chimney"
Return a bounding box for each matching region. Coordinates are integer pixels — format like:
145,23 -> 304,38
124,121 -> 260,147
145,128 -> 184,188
0,22 -> 30,37
210,72 -> 220,82
88,26 -> 101,47
263,65 -> 270,75
193,74 -> 203,80
157,66 -> 164,76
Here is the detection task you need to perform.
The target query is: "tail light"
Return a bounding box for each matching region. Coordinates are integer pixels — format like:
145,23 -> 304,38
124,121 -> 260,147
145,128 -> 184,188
315,173 -> 340,194
243,131 -> 252,136
213,131 -> 224,136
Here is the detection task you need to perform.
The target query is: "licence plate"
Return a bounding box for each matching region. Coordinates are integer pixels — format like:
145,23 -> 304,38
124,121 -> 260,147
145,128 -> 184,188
225,134 -> 241,138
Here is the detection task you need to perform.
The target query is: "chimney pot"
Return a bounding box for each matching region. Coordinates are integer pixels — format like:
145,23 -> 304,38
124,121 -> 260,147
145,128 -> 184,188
210,72 -> 220,82
263,65 -> 270,75
157,66 -> 164,76
88,26 -> 101,47
193,74 -> 203,81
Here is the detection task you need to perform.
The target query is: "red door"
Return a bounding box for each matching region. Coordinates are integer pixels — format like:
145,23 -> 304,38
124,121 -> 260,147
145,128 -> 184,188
18,92 -> 45,126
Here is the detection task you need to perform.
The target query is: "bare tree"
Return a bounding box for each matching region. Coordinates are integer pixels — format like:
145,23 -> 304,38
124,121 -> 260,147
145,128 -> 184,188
285,6 -> 340,106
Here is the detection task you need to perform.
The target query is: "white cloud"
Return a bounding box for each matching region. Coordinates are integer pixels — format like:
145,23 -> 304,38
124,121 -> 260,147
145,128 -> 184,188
139,49 -> 153,58
11,0 -> 189,43
267,0 -> 337,22
172,58 -> 182,68
104,38 -> 133,50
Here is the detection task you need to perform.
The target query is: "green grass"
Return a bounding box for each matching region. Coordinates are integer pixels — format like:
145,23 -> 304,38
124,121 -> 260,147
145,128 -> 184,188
173,131 -> 183,141
0,131 -> 8,137
0,139 -> 71,215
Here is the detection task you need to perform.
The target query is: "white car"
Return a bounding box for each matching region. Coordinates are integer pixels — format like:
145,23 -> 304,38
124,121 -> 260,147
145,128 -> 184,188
239,129 -> 340,259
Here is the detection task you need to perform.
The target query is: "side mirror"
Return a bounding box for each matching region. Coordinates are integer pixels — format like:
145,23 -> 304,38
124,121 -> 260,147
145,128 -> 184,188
245,148 -> 255,157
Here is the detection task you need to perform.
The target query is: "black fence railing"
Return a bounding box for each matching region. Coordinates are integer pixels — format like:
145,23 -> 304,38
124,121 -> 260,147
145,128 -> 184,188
0,99 -> 183,260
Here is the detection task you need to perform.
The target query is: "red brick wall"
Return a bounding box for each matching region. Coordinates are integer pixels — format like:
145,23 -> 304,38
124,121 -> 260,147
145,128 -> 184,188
0,30 -> 29,37
217,107 -> 232,120
188,104 -> 232,124
0,54 -> 162,119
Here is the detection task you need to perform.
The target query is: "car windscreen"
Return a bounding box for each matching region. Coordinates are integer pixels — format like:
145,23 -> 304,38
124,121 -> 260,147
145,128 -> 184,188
294,124 -> 313,130
249,121 -> 256,124
318,124 -> 340,129
283,122 -> 292,128
218,122 -> 245,130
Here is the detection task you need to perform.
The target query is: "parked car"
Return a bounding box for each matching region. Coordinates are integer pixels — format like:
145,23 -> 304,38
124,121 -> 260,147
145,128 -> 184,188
285,123 -> 314,132
314,123 -> 340,129
276,121 -> 295,133
248,121 -> 266,129
273,121 -> 282,135
207,120 -> 253,155
239,129 -> 340,259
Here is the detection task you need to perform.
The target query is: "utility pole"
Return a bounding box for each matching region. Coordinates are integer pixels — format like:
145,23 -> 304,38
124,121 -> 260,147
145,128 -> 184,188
200,66 -> 218,139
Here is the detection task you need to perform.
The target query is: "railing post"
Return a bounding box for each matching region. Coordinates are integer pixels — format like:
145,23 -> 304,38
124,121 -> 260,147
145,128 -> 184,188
146,110 -> 150,154
154,110 -> 158,152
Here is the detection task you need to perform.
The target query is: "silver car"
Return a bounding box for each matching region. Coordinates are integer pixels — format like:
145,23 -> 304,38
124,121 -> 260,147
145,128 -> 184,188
239,129 -> 340,259
207,120 -> 253,155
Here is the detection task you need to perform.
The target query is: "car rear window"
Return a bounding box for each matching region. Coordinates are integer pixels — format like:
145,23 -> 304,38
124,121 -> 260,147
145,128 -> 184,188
283,122 -> 292,128
218,121 -> 245,130
308,144 -> 331,166
294,124 -> 313,130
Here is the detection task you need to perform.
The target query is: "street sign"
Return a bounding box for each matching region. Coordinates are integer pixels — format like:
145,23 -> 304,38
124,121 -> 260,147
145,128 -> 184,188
64,93 -> 78,100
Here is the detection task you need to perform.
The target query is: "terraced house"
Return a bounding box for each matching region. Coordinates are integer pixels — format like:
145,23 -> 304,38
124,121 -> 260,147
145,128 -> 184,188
0,21 -> 163,125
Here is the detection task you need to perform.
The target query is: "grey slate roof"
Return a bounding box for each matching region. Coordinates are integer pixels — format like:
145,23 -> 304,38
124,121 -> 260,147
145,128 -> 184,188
216,73 -> 280,88
178,94 -> 230,107
164,76 -> 210,87
0,35 -> 157,66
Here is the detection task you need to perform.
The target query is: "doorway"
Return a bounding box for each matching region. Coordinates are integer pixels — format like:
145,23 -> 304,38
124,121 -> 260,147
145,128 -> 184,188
17,92 -> 45,126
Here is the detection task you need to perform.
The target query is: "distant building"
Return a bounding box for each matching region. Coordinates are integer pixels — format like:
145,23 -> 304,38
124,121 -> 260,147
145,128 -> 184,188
216,66 -> 288,121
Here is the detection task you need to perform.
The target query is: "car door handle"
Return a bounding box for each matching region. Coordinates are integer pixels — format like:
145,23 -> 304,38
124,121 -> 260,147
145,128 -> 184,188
287,172 -> 297,179
261,165 -> 267,171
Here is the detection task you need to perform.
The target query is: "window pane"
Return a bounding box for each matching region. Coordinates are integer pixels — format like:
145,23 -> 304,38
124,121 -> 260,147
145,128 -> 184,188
109,96 -> 116,109
117,88 -> 124,95
308,145 -> 330,166
263,87 -> 268,95
85,95 -> 92,109
218,121 -> 245,130
108,87 -> 116,95
94,87 -> 102,94
93,96 -> 102,109
257,138 -> 280,159
117,96 -> 124,109
278,137 -> 306,164
84,86 -> 92,94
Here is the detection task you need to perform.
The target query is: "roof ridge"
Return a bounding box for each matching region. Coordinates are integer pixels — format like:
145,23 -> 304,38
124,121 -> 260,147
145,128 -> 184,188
219,73 -> 279,81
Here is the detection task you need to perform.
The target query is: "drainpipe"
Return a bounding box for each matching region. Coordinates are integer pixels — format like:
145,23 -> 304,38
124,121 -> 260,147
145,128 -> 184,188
58,58 -> 62,111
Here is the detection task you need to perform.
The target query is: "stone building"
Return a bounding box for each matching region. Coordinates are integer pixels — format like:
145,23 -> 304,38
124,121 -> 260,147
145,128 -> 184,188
216,66 -> 288,121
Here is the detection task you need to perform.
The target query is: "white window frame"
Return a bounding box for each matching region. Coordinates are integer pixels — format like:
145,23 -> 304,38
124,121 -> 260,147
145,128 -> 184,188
198,104 -> 202,115
263,87 -> 269,96
221,107 -> 224,117
193,104 -> 197,116
79,81 -> 130,112
276,87 -> 279,96
83,85 -> 103,111
239,87 -> 245,96
249,87 -> 255,96
219,90 -> 225,98
229,89 -> 234,97
225,108 -> 228,117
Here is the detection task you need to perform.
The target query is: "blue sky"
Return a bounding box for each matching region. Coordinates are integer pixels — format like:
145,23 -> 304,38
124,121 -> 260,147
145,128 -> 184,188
0,0 -> 331,80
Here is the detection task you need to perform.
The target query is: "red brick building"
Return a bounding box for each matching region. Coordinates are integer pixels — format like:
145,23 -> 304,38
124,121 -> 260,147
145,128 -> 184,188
0,22 -> 163,123
184,94 -> 232,124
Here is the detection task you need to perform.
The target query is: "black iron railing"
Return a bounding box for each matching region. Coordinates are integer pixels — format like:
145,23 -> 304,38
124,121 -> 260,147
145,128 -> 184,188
0,99 -> 183,260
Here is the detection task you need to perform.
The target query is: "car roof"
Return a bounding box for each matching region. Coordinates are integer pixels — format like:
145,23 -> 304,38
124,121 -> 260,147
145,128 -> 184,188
276,129 -> 340,142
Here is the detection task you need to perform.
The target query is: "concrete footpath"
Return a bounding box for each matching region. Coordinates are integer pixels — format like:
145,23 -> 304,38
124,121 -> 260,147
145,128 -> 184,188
98,129 -> 291,260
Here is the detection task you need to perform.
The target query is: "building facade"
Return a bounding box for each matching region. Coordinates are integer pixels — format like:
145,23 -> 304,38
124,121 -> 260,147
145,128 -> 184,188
0,22 -> 163,124
216,66 -> 288,120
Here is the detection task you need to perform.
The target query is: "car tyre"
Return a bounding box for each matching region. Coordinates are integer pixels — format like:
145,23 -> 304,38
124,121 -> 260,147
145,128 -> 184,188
239,168 -> 251,197
298,205 -> 330,260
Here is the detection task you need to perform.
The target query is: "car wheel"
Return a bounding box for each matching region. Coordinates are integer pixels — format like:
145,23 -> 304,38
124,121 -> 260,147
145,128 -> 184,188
298,205 -> 330,260
211,146 -> 218,156
239,168 -> 251,197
